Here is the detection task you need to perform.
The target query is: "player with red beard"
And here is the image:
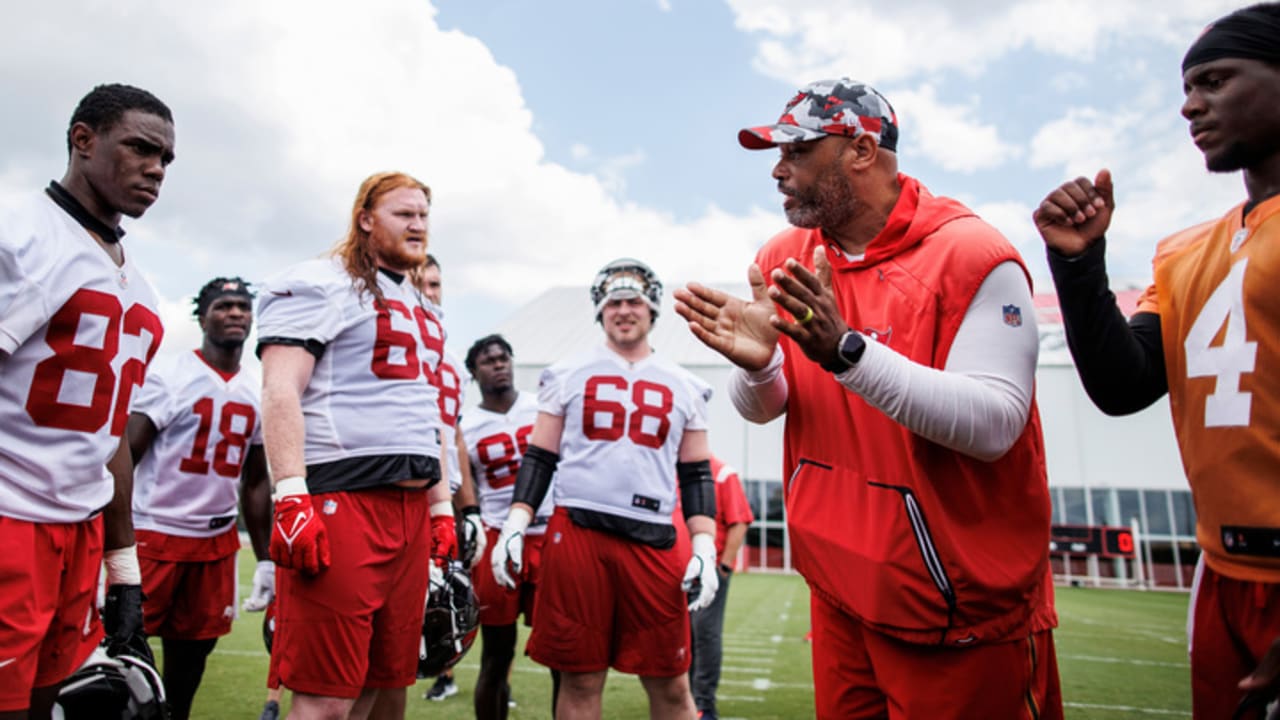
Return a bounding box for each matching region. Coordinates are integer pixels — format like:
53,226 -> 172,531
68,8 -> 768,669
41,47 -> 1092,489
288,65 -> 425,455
257,172 -> 455,720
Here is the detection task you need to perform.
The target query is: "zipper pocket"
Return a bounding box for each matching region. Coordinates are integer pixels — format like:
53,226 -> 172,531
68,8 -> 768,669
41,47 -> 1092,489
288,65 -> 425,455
869,481 -> 957,613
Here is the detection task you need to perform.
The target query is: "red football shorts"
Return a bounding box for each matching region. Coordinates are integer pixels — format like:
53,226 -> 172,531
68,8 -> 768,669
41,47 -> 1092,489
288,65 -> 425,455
527,507 -> 691,676
1189,561 -> 1280,719
273,487 -> 431,698
0,515 -> 104,712
138,527 -> 239,640
474,526 -> 545,627
810,591 -> 1062,720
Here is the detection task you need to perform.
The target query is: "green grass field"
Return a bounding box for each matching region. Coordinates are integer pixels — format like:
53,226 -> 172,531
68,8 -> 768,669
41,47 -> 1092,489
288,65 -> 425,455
182,562 -> 1192,718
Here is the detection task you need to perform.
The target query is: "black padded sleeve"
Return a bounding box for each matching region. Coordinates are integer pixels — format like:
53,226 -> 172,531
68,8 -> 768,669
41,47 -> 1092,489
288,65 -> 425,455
1047,238 -> 1169,415
677,460 -> 717,520
512,444 -> 559,510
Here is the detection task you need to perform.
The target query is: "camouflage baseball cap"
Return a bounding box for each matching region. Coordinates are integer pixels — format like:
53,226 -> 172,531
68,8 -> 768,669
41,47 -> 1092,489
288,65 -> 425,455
738,78 -> 898,152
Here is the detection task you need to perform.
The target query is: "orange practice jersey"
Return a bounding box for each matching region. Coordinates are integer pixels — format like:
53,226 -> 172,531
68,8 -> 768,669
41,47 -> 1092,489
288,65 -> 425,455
1139,195 -> 1280,582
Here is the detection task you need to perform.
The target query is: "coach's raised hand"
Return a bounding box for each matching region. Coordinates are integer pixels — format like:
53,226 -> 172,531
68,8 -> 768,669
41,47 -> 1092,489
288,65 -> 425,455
1033,169 -> 1115,258
675,263 -> 779,372
269,476 -> 330,574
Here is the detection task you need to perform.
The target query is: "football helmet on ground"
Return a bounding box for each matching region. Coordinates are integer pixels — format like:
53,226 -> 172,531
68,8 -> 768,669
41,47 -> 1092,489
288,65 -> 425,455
590,258 -> 662,321
53,641 -> 168,719
417,561 -> 479,678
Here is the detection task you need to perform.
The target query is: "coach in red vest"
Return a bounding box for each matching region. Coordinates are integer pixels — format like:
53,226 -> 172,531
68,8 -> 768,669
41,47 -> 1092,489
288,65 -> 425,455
676,78 -> 1061,720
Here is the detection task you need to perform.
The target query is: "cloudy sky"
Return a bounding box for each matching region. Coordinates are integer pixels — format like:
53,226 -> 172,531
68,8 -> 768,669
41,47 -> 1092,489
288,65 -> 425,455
0,0 -> 1248,356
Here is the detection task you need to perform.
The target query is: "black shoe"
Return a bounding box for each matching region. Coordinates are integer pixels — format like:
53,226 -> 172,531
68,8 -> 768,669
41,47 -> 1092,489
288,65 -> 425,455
424,675 -> 458,701
259,700 -> 280,720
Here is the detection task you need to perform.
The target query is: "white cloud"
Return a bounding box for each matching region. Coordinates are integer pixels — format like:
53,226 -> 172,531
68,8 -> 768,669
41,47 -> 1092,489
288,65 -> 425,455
0,0 -> 776,343
892,85 -> 1019,173
726,0 -> 1242,85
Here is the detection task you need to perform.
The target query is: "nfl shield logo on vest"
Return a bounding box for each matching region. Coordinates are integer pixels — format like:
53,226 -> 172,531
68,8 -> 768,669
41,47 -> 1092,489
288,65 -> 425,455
1002,304 -> 1022,328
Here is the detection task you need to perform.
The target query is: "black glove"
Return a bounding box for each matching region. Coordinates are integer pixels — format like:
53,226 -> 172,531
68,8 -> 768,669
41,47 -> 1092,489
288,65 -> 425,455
103,584 -> 150,660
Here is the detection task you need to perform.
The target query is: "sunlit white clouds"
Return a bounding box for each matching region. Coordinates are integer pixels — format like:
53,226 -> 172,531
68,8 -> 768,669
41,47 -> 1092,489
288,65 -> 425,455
726,0 -> 1240,84
0,0 -> 781,350
891,85 -> 1020,173
724,0 -> 1248,280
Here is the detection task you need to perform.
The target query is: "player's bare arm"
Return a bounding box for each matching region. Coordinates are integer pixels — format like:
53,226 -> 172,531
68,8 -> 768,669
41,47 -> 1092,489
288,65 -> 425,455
769,248 -> 851,371
674,263 -> 778,372
451,428 -> 478,510
1033,169 -> 1116,257
104,433 -> 137,552
259,344 -> 316,483
125,412 -> 159,464
259,343 -> 329,575
240,444 -> 271,562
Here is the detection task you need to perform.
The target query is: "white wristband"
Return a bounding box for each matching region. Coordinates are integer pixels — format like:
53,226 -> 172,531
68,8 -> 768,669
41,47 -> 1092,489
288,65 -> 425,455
691,532 -> 716,558
272,476 -> 308,501
429,501 -> 454,518
504,506 -> 533,534
104,545 -> 142,585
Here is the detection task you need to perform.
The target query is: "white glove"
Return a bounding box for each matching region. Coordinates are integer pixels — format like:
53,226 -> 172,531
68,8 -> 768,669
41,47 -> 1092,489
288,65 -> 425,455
683,533 -> 720,612
491,506 -> 531,590
429,558 -> 444,591
242,560 -> 276,612
462,511 -> 488,570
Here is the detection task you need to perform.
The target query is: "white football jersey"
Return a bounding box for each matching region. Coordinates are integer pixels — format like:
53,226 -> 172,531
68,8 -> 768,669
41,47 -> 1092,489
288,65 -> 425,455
437,348 -> 468,493
539,345 -> 711,525
132,350 -> 262,537
461,391 -> 554,534
0,192 -> 164,523
257,257 -> 444,467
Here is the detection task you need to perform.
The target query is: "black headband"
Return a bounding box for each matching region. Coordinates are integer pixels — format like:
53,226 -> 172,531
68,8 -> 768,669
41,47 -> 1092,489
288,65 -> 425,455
1182,4 -> 1280,73
194,279 -> 254,317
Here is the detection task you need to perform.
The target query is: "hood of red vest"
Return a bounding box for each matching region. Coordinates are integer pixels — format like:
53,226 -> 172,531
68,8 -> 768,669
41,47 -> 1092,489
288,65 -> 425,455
827,174 -> 978,271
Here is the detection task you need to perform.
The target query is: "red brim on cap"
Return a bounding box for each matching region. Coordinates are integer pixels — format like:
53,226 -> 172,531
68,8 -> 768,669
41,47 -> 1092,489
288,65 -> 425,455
738,127 -> 780,150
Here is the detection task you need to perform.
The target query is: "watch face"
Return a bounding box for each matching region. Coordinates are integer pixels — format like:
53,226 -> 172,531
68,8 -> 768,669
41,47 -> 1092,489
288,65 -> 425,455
840,331 -> 866,365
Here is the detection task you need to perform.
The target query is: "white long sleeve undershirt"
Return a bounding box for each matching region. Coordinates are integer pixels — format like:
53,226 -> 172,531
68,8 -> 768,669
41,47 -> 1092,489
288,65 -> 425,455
728,261 -> 1038,462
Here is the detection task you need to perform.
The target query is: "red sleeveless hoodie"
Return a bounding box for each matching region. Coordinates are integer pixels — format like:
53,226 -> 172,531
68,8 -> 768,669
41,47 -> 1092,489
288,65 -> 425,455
756,175 -> 1056,646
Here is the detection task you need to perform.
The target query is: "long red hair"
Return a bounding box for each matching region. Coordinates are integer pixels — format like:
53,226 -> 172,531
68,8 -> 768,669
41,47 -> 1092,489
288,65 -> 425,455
331,171 -> 432,304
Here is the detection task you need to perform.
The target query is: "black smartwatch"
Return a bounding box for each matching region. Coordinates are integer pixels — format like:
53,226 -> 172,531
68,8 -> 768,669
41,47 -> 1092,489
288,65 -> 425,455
821,330 -> 867,373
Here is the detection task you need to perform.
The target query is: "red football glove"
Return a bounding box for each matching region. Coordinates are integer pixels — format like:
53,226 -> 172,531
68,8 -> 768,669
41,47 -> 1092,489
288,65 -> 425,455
431,512 -> 457,567
270,478 -> 330,575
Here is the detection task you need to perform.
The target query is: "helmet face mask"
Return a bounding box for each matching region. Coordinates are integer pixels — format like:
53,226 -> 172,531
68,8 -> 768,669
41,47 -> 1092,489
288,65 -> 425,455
417,562 -> 479,678
590,258 -> 662,322
54,642 -> 168,720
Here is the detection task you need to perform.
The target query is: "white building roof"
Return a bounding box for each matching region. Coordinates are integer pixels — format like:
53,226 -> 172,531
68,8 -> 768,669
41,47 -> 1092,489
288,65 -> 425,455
486,282 -> 1185,491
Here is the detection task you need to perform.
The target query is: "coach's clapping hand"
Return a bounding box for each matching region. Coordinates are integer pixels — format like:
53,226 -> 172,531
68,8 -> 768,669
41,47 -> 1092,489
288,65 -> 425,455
269,477 -> 331,575
674,263 -> 780,372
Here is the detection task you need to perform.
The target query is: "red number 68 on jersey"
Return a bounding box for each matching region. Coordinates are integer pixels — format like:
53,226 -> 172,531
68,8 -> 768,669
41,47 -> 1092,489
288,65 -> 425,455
582,375 -> 674,449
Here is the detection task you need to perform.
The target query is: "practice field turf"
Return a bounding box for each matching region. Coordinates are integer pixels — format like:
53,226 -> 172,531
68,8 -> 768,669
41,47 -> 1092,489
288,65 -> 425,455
182,562 -> 1192,718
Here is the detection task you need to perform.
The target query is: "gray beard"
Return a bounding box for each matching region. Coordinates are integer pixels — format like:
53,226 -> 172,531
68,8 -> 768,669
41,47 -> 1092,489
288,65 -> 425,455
784,173 -> 856,230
